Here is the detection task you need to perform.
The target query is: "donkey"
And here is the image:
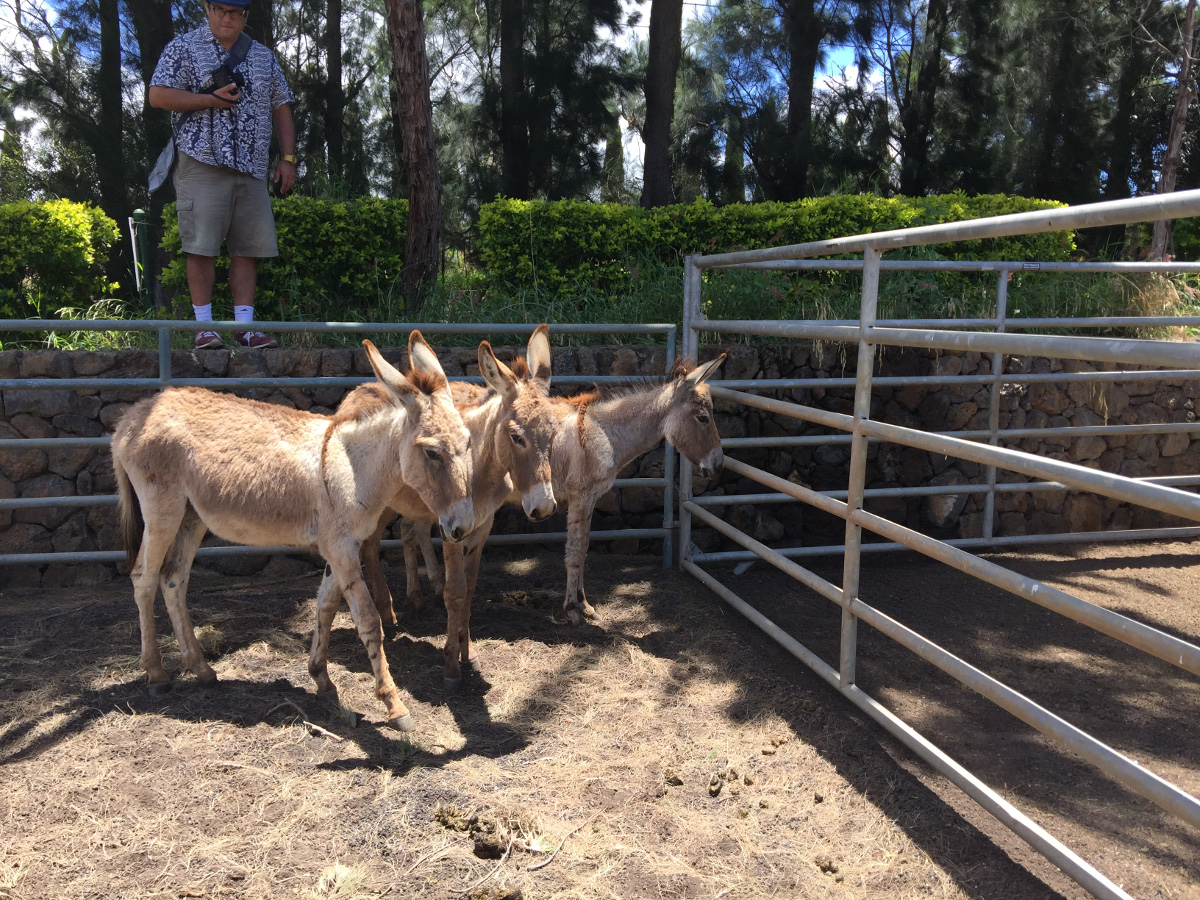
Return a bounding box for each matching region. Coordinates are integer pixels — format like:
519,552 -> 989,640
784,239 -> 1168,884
396,354 -> 727,628
112,332 -> 473,732
355,326 -> 558,691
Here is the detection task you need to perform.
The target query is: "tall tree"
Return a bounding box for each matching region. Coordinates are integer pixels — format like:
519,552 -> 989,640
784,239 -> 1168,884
500,0 -> 528,198
96,0 -> 128,219
324,0 -> 345,181
385,0 -> 442,309
1151,0 -> 1197,258
640,0 -> 683,207
896,0 -> 948,195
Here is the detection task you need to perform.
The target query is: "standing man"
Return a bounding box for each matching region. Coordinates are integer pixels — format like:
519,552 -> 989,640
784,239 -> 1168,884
149,0 -> 296,349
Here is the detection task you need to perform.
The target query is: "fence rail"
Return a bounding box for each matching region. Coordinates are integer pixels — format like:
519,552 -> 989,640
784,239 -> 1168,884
679,191 -> 1200,900
0,321 -> 678,567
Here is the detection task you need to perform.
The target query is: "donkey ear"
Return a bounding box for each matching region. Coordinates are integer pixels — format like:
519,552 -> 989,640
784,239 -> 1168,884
526,324 -> 552,391
687,353 -> 726,385
479,341 -> 519,405
408,330 -> 447,381
363,339 -> 418,405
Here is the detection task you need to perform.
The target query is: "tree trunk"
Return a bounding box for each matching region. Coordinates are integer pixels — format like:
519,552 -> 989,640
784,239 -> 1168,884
388,75 -> 406,196
385,0 -> 442,311
897,0 -> 948,196
97,0 -> 127,216
1151,0 -> 1198,260
500,0 -> 529,199
250,0 -> 276,55
640,0 -> 683,208
126,0 -> 174,160
125,0 -> 174,304
97,0 -> 134,299
325,0 -> 345,183
720,112 -> 745,205
782,0 -> 819,201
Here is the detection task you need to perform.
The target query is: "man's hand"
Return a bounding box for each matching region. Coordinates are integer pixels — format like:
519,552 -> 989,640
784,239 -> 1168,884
274,160 -> 296,194
211,82 -> 242,106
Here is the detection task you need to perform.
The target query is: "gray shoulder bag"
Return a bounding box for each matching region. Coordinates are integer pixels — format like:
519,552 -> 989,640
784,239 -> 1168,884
148,33 -> 252,193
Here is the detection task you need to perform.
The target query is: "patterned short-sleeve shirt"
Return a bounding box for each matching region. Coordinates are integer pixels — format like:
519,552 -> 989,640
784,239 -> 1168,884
151,25 -> 294,181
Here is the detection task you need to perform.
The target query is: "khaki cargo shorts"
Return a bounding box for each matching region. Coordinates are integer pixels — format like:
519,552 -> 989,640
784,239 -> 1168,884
174,152 -> 279,258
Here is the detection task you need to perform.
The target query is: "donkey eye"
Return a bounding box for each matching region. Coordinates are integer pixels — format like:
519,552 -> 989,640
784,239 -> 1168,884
424,448 -> 440,461
511,433 -> 526,447
697,414 -> 710,424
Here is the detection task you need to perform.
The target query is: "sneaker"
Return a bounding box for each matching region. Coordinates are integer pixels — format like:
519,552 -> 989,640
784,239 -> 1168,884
195,330 -> 224,349
233,330 -> 278,349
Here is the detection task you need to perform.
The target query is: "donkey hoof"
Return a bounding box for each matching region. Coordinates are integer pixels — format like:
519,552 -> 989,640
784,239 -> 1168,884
565,606 -> 585,628
383,623 -> 399,641
387,714 -> 415,732
580,599 -> 597,618
147,680 -> 172,696
316,687 -> 340,706
197,673 -> 219,689
465,657 -> 483,675
443,676 -> 462,695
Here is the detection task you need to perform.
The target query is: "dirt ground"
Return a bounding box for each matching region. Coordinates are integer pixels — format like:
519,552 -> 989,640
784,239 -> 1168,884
0,540 -> 1197,900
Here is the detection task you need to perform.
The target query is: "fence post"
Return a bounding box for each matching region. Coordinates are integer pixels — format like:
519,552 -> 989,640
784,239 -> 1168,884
839,245 -> 882,689
983,268 -> 1010,542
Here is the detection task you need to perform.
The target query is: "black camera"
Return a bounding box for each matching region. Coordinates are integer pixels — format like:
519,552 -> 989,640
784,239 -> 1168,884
208,64 -> 246,95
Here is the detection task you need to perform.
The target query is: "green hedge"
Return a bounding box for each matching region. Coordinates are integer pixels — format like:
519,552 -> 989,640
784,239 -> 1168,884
0,200 -> 120,318
477,193 -> 1074,292
160,195 -> 408,319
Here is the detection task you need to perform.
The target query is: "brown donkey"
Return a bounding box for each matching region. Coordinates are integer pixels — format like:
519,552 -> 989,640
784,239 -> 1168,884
112,333 -> 473,732
397,354 -> 726,627
356,327 -> 558,691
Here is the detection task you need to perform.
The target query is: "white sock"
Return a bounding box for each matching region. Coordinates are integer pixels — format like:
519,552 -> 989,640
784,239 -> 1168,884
234,305 -> 254,324
193,303 -> 213,322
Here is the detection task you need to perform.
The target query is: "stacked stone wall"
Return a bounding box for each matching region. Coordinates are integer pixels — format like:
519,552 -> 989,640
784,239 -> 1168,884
0,342 -> 1195,587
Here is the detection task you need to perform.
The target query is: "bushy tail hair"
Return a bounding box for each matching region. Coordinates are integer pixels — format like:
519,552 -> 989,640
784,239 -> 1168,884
114,454 -> 143,566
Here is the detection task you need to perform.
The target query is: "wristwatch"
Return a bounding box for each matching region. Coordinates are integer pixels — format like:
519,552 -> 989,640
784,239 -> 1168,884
281,154 -> 298,164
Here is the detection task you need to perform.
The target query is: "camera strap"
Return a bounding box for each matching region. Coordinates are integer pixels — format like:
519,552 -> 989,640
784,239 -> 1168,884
223,32 -> 252,72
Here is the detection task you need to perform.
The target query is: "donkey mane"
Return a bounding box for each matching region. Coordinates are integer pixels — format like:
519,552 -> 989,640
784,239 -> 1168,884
328,382 -> 397,426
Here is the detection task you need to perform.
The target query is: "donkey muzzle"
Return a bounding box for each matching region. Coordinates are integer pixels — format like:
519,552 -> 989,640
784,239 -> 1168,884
697,447 -> 724,479
439,498 -> 475,544
522,483 -> 557,522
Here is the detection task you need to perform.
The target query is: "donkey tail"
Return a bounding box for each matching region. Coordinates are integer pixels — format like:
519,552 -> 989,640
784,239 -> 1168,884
113,453 -> 143,566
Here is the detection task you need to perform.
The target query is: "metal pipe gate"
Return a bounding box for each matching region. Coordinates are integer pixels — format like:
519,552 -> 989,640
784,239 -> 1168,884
678,189 -> 1200,900
0,322 -> 678,568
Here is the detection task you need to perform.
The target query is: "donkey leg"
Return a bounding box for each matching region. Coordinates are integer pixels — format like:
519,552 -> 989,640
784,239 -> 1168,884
563,498 -> 597,627
130,495 -> 188,694
418,524 -> 444,597
362,512 -> 397,637
307,567 -> 344,701
458,515 -> 494,677
399,519 -> 427,612
327,549 -> 412,731
158,507 -> 215,686
440,540 -> 469,694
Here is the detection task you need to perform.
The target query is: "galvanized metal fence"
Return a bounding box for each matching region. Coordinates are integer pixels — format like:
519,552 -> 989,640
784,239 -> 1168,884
678,190 -> 1200,900
0,321 -> 678,567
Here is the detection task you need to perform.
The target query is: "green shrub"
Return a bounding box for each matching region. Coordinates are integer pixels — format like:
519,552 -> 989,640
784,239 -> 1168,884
160,195 -> 408,321
0,199 -> 120,318
477,193 -> 1074,294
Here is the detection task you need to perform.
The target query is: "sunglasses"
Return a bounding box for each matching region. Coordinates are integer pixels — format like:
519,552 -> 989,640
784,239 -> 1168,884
206,3 -> 248,19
